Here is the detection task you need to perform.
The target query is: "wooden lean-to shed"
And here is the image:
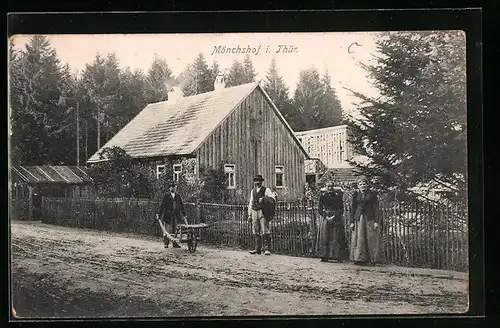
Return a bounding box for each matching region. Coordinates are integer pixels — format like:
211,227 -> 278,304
10,165 -> 94,220
88,80 -> 309,203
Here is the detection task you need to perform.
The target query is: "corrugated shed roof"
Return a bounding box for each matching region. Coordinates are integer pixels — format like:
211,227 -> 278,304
11,166 -> 93,184
88,82 -> 308,162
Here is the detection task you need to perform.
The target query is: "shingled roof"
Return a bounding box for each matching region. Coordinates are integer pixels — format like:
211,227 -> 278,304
88,82 -> 307,162
11,166 -> 93,184
318,167 -> 361,185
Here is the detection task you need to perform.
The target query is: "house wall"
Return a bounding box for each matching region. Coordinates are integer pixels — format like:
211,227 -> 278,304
136,157 -> 195,180
195,87 -> 306,204
296,125 -> 355,169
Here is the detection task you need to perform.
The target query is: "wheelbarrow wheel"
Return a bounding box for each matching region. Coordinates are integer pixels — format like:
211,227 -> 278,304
187,231 -> 197,253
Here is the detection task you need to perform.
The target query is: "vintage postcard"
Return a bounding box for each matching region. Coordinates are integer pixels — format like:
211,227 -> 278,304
9,31 -> 469,318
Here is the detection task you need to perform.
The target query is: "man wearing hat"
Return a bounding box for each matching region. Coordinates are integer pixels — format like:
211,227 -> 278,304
248,174 -> 276,255
156,181 -> 188,248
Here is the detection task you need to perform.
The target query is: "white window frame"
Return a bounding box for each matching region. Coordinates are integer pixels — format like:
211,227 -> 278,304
224,164 -> 236,189
275,165 -> 285,188
156,164 -> 166,179
173,164 -> 182,182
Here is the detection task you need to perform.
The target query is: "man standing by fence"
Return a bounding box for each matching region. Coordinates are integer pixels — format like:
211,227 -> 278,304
248,174 -> 276,255
156,181 -> 188,249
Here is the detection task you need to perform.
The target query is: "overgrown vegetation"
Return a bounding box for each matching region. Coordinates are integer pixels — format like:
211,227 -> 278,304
87,146 -> 230,203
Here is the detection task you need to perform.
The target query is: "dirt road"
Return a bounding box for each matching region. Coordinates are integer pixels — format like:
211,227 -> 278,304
10,221 -> 469,318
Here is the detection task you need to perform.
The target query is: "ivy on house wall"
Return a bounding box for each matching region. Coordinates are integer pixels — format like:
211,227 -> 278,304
88,148 -> 230,203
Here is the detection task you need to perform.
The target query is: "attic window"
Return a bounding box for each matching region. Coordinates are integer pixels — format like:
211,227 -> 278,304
224,164 -> 236,189
156,165 -> 165,179
275,165 -> 284,188
173,164 -> 182,182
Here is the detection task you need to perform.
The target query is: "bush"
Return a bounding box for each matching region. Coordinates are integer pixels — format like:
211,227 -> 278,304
197,164 -> 229,203
88,146 -> 154,199
88,147 -> 231,204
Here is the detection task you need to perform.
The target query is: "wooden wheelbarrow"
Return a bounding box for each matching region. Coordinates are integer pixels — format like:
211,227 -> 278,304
158,218 -> 208,253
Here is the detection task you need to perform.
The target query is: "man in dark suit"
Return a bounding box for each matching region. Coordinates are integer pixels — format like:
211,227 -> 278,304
156,181 -> 188,248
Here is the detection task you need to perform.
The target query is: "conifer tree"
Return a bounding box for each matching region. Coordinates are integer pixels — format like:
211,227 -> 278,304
319,69 -> 344,127
346,31 -> 466,201
9,35 -> 75,165
181,53 -> 213,96
226,60 -> 247,87
145,55 -> 172,103
242,54 -> 256,83
292,67 -> 325,131
262,58 -> 297,128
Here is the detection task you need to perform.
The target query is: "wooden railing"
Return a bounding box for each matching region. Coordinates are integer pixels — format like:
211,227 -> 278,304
40,196 -> 468,272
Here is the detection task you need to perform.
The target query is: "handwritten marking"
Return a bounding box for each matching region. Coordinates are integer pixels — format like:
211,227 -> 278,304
348,42 -> 362,54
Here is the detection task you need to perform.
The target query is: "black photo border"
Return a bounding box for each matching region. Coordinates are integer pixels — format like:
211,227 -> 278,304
5,8 -> 485,328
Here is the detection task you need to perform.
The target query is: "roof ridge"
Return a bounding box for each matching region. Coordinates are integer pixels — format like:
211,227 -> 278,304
146,82 -> 258,107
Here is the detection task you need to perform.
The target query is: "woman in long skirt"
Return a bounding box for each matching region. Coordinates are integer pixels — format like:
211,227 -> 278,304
318,181 -> 349,262
349,178 -> 385,265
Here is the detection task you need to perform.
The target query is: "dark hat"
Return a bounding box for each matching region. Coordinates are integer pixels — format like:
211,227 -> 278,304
168,181 -> 177,187
253,174 -> 264,182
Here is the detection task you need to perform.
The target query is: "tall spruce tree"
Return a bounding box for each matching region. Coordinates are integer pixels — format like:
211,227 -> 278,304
319,69 -> 344,127
346,31 -> 467,201
80,53 -> 123,154
292,67 -> 325,131
181,53 -> 213,96
117,68 -> 147,127
262,58 -> 296,127
226,60 -> 247,87
144,55 -> 172,103
242,54 -> 256,83
9,35 -> 75,165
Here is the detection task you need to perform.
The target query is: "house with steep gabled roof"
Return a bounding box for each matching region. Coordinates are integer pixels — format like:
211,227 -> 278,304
88,80 -> 309,203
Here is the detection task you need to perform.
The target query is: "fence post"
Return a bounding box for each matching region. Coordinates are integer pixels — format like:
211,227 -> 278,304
196,199 -> 201,223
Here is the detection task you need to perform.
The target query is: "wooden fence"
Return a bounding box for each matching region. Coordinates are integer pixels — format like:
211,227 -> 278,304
40,196 -> 468,272
10,198 -> 30,221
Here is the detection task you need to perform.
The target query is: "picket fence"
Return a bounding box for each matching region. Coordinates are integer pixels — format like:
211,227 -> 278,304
40,196 -> 468,272
10,198 -> 30,221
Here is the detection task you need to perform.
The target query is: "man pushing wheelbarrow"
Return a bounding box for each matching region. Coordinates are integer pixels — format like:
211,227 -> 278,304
156,181 -> 188,248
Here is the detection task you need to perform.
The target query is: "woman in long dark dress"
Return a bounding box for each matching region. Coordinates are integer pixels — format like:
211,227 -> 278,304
349,178 -> 385,265
318,182 -> 349,262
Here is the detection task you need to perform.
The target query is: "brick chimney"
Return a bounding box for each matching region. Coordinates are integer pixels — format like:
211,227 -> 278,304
214,73 -> 226,91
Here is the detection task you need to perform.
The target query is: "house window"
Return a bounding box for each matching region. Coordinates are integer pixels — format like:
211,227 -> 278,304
156,165 -> 165,179
173,164 -> 182,182
224,164 -> 236,189
275,165 -> 284,188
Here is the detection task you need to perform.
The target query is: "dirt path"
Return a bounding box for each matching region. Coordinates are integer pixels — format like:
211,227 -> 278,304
10,221 -> 469,318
